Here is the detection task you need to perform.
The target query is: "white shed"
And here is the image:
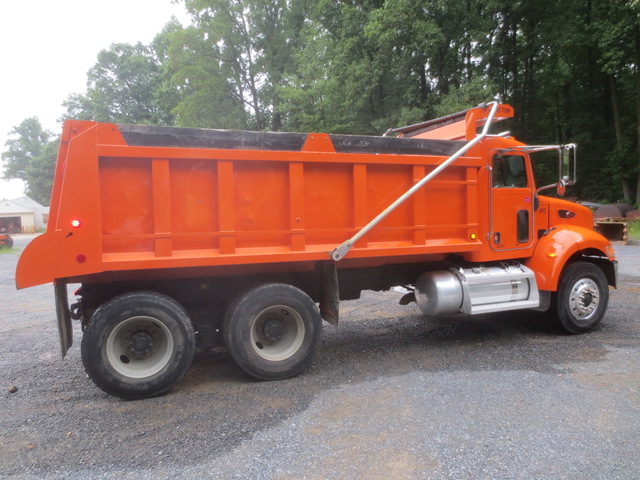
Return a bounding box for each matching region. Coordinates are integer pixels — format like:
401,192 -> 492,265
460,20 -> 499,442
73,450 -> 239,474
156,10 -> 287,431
10,196 -> 50,230
0,197 -> 49,233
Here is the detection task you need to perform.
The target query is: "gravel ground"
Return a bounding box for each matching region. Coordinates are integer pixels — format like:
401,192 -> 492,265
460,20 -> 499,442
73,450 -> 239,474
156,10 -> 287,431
1,237 -> 639,479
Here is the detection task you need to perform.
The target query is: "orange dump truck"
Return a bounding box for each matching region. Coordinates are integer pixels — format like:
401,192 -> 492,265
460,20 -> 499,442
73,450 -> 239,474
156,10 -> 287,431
16,102 -> 617,399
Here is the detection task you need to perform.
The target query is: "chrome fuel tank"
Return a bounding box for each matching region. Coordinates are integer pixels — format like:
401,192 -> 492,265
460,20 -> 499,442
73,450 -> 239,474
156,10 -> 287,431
416,263 -> 540,316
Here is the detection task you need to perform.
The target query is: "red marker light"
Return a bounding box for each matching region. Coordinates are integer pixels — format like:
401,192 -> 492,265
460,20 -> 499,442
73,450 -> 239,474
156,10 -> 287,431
71,219 -> 81,228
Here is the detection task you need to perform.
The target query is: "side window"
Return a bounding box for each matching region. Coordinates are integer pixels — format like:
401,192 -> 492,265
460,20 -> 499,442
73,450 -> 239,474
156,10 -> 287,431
492,154 -> 528,188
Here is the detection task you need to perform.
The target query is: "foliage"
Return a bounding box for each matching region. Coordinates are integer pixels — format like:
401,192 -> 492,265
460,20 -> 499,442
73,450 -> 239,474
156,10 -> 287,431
1,118 -> 56,204
3,0 -> 640,204
62,41 -> 174,125
24,140 -> 57,205
629,218 -> 640,241
1,118 -> 50,181
161,24 -> 249,128
165,0 -> 312,130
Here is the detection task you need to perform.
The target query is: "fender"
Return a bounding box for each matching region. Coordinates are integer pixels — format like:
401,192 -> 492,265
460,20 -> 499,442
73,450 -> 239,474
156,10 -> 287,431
16,224 -> 105,289
525,225 -> 616,291
15,231 -> 65,289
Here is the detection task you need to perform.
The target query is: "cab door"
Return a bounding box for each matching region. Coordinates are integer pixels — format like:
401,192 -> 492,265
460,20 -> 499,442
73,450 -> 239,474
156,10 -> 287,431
490,152 -> 534,252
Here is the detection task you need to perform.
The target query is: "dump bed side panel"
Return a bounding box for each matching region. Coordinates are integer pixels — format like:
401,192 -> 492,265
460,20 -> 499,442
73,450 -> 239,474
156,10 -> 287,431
17,121 -> 487,288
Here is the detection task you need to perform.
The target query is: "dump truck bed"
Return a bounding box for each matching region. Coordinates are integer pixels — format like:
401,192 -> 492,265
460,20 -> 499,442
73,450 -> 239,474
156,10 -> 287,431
16,119 -> 507,288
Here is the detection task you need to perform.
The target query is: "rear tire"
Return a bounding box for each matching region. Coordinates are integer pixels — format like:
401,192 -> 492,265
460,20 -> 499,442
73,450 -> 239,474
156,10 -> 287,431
552,261 -> 609,334
81,292 -> 195,399
224,283 -> 322,380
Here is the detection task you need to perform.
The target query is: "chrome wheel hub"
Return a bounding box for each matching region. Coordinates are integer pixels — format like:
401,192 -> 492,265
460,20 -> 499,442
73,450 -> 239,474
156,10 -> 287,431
569,278 -> 600,321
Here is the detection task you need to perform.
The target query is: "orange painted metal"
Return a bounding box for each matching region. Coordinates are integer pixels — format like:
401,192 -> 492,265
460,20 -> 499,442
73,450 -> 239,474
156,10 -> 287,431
525,198 -> 613,290
398,103 -> 515,141
15,106 -> 615,292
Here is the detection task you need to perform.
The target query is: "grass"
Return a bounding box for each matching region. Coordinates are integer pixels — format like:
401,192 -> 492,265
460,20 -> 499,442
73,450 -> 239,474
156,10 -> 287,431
629,218 -> 640,241
0,246 -> 18,254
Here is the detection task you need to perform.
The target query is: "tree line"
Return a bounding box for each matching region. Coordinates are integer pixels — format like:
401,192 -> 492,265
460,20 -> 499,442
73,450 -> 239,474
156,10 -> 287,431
2,0 -> 639,206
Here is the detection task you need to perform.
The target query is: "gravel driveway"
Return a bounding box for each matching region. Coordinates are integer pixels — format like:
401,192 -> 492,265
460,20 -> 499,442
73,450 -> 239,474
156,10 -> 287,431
1,237 -> 639,479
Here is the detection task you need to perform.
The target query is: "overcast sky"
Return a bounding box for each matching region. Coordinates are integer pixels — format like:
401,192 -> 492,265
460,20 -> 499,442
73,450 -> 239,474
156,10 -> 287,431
0,0 -> 191,199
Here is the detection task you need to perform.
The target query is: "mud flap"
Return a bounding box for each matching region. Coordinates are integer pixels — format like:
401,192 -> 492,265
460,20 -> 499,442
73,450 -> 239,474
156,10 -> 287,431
54,280 -> 73,357
320,262 -> 339,325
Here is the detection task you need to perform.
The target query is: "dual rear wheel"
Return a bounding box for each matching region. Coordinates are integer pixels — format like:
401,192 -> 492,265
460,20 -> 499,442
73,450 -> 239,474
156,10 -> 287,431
81,292 -> 195,400
223,283 -> 323,380
81,284 -> 322,399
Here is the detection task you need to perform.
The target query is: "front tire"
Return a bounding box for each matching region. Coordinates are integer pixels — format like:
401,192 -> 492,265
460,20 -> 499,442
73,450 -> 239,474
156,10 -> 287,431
552,261 -> 609,334
224,283 -> 322,380
81,292 -> 195,399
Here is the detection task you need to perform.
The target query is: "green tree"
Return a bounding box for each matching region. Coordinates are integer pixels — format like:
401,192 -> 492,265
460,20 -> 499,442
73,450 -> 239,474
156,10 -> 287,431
161,24 -> 248,128
37,0 -> 639,203
1,118 -> 50,181
23,140 -> 57,205
279,0 -> 497,134
278,10 -> 379,133
280,0 -> 413,134
62,42 -> 173,125
592,0 -> 640,203
168,0 -> 309,130
1,118 -> 56,204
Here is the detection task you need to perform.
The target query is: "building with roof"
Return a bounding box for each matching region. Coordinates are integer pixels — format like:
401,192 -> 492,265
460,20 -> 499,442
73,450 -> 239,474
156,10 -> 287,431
0,196 -> 49,233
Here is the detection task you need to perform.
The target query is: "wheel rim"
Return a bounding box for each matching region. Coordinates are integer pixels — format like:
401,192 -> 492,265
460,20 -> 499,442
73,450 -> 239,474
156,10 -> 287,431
106,316 -> 174,378
249,305 -> 305,361
568,278 -> 600,322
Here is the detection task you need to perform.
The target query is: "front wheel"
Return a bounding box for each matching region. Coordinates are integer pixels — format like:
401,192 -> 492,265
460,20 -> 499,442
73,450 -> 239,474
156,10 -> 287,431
224,283 -> 322,380
81,292 -> 195,399
552,261 -> 609,334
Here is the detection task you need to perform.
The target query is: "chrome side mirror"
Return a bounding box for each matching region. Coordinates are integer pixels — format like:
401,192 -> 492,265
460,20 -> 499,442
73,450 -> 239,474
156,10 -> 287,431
558,144 -> 577,186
